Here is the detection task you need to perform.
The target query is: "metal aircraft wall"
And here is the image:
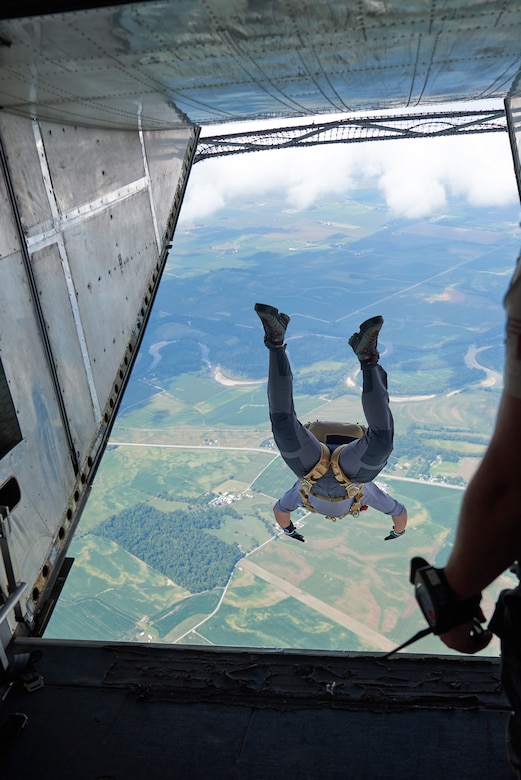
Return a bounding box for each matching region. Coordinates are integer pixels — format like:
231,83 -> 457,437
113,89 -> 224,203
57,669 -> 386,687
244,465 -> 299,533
1,0 -> 521,643
0,114 -> 198,638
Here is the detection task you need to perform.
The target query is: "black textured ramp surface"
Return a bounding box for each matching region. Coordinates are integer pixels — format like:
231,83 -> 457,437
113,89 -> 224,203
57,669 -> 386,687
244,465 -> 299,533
0,639 -> 512,780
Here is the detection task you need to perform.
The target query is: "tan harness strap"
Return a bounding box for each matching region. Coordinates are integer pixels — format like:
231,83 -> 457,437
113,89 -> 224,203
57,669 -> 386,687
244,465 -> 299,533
330,446 -> 361,495
298,443 -> 365,520
300,442 -> 331,486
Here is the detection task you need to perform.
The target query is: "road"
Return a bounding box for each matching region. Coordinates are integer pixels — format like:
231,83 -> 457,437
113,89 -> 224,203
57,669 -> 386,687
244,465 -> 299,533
240,558 -> 395,652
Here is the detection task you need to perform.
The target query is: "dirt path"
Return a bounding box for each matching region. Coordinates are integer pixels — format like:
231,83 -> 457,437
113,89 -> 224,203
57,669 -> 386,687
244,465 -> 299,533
240,558 -> 395,651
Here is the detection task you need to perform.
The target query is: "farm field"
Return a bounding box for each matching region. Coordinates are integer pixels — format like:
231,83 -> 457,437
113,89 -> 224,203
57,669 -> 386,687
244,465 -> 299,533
45,374 -> 511,657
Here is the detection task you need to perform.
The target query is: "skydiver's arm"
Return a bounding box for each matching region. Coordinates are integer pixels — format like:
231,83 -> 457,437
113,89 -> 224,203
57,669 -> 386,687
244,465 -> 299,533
362,482 -> 407,538
273,505 -> 292,530
273,505 -> 305,542
273,486 -> 306,542
391,508 -> 407,534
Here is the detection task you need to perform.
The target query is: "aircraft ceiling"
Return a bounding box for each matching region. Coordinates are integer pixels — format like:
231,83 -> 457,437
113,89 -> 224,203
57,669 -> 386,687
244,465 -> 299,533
0,1 -> 521,130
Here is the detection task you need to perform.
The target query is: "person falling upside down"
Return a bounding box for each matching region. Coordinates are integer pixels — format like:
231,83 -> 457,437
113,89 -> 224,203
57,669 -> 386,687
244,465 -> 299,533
254,303 -> 407,543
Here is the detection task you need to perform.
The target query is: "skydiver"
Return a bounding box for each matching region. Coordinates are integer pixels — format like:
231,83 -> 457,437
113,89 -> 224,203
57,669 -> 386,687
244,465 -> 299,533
254,303 -> 407,543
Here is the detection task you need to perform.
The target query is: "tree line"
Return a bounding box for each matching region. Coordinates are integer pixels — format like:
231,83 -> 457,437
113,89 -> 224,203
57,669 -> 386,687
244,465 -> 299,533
94,502 -> 243,593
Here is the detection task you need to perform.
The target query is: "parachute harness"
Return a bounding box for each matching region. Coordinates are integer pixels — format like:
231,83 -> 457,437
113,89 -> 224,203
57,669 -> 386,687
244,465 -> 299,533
298,442 -> 365,521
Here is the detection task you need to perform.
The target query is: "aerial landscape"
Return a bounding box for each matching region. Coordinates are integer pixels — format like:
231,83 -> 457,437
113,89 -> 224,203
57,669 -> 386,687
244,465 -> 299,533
45,136 -> 521,657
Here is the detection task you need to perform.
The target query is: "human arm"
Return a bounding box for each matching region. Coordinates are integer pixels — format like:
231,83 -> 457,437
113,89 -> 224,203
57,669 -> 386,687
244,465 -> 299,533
444,391 -> 521,597
439,391 -> 521,652
273,487 -> 305,542
391,508 -> 407,534
273,505 -> 292,530
362,483 -> 407,539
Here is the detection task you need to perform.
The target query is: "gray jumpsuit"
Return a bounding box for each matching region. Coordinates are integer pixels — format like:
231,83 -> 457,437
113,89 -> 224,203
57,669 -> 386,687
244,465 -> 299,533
267,345 -> 394,502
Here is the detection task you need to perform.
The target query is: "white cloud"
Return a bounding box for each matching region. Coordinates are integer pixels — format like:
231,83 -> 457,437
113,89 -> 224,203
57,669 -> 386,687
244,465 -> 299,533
185,182 -> 227,220
179,130 -> 519,224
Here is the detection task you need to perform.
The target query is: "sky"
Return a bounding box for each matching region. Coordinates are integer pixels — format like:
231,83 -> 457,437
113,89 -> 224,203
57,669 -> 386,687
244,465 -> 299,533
179,122 -> 520,225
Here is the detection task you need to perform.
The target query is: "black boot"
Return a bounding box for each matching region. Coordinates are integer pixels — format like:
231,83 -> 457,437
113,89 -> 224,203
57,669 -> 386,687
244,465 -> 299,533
254,303 -> 290,348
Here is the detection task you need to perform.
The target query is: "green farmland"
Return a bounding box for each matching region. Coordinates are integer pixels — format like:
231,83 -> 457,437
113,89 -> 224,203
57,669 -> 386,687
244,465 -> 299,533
46,375 -> 511,657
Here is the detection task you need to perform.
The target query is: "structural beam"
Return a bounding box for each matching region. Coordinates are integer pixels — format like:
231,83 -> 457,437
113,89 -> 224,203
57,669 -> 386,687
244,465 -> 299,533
195,109 -> 506,162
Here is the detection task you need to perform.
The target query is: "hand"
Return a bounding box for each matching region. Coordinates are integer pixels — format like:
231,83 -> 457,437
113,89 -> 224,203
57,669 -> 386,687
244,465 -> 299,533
285,529 -> 305,542
439,618 -> 493,654
385,529 -> 405,540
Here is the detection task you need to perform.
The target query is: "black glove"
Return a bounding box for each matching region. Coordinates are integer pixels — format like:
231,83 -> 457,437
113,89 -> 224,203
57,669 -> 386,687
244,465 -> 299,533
385,529 -> 405,540
284,528 -> 305,542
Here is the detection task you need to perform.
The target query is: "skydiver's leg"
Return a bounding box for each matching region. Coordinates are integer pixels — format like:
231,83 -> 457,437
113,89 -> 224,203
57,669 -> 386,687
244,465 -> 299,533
255,303 -> 322,477
338,314 -> 394,482
267,343 -> 323,478
337,364 -> 394,482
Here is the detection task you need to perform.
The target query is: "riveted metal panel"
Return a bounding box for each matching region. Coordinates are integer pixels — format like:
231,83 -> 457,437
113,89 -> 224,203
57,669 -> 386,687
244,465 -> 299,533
143,126 -> 197,243
28,240 -> 98,450
59,189 -> 159,406
36,123 -> 145,215
0,2 -> 521,129
0,116 -> 55,238
0,110 -> 197,635
0,162 -> 20,258
0,251 -> 75,568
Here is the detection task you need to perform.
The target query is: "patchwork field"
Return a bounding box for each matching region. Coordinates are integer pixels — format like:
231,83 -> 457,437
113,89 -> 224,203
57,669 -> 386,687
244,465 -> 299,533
46,374 -> 511,657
